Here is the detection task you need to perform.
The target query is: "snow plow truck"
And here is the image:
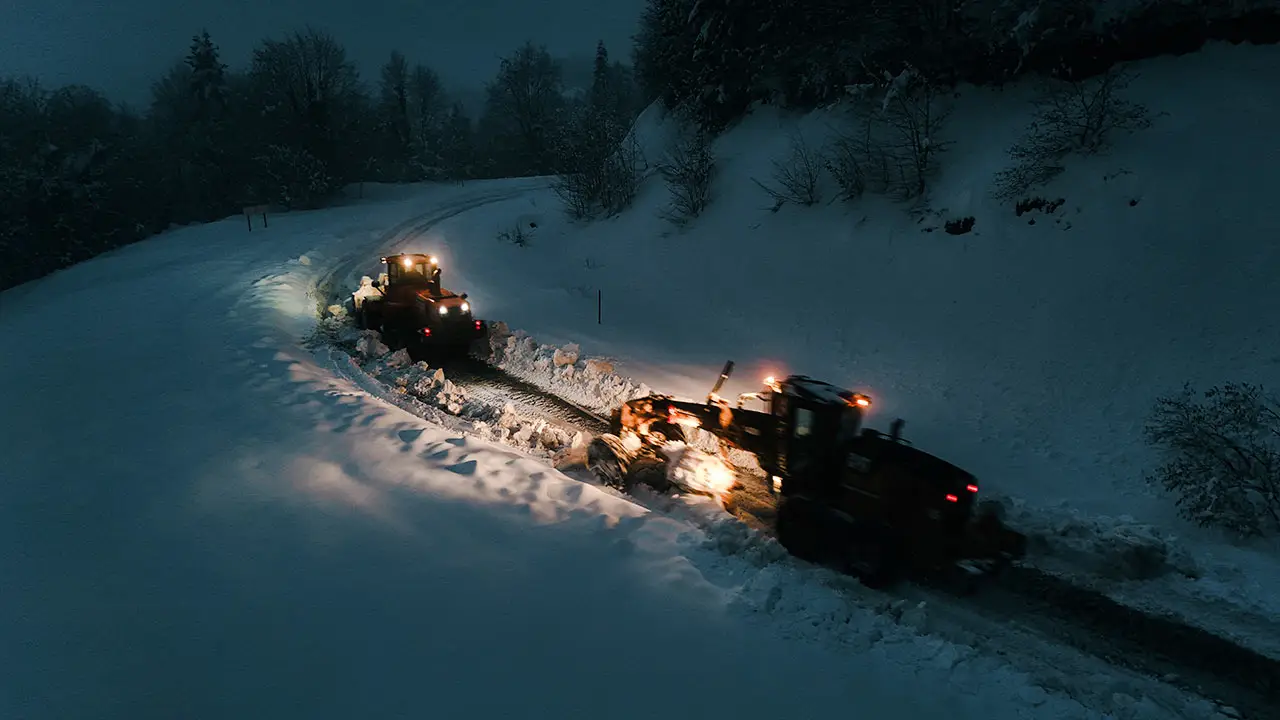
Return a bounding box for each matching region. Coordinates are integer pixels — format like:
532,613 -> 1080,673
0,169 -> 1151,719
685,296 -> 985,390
352,253 -> 488,360
587,361 -> 1027,588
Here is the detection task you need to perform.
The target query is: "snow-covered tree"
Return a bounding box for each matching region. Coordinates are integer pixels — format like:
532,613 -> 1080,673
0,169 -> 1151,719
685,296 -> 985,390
249,27 -> 364,183
479,42 -> 566,176
407,64 -> 447,177
440,103 -> 476,180
376,51 -> 414,179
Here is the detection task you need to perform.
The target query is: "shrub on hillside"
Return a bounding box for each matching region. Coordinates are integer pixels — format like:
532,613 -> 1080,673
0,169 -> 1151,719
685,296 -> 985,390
752,130 -> 824,210
1144,383 -> 1280,538
829,67 -> 953,202
657,125 -> 715,225
993,65 -> 1152,200
877,69 -> 953,199
553,119 -> 645,220
497,222 -> 533,247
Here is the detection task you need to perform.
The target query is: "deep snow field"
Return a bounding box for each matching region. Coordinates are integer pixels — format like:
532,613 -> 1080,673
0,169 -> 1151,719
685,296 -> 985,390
3,40 -> 1277,720
370,42 -> 1280,657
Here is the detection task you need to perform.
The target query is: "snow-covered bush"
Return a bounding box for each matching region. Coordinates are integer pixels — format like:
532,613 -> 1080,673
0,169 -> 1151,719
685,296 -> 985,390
823,130 -> 868,202
752,130 -> 824,210
993,65 -> 1152,200
875,68 -> 953,200
657,125 -> 715,225
553,114 -> 645,220
830,67 -> 953,202
1144,383 -> 1280,538
497,223 -> 533,247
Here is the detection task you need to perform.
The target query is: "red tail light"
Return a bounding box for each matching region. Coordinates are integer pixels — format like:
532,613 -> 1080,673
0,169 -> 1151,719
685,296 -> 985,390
420,327 -> 432,337
966,484 -> 978,493
474,320 -> 483,331
945,494 -> 958,503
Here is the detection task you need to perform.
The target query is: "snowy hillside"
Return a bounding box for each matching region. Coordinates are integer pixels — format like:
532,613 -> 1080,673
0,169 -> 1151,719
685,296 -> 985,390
408,43 -> 1280,651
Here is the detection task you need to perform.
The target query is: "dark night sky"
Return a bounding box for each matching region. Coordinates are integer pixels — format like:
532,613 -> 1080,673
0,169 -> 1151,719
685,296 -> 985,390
0,0 -> 645,105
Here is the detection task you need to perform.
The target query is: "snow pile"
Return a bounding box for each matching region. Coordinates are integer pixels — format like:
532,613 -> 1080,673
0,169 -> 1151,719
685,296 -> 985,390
483,321 -> 652,413
351,274 -> 383,309
328,327 -> 579,457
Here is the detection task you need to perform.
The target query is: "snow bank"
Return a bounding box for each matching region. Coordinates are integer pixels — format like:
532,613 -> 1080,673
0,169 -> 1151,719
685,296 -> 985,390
483,321 -> 653,413
323,325 -> 580,458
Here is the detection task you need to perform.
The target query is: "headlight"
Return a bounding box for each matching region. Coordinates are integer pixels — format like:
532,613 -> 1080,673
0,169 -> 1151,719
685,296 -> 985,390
460,302 -> 469,312
438,306 -> 448,315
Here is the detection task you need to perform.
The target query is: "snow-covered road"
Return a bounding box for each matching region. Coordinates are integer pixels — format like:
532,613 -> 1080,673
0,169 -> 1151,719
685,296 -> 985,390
1,182 -> 1225,719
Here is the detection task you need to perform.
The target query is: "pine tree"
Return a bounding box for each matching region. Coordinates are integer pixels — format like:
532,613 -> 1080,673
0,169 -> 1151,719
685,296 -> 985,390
178,30 -> 232,217
408,64 -> 445,176
633,0 -> 701,109
185,30 -> 227,117
440,103 -> 475,179
377,51 -> 413,179
590,41 -> 612,113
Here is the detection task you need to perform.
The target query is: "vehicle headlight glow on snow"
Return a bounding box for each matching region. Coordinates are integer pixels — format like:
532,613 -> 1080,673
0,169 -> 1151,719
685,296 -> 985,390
662,444 -> 736,501
438,306 -> 449,315
460,302 -> 469,312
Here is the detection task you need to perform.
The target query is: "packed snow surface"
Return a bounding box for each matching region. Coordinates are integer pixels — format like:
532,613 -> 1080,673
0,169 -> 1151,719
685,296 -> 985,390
4,182 -> 1224,720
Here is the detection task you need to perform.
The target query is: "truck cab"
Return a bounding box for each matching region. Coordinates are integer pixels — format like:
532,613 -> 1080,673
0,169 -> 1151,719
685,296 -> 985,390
759,375 -> 992,583
385,253 -> 442,294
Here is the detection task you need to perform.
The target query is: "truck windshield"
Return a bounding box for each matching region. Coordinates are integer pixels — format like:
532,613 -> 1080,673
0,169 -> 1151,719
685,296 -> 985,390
790,406 -> 837,474
837,407 -> 862,444
399,261 -> 434,278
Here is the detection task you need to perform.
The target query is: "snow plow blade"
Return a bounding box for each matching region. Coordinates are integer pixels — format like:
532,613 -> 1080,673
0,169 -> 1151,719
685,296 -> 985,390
585,433 -> 733,502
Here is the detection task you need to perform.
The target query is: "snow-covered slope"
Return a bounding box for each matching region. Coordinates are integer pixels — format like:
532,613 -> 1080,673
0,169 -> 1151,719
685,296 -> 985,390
5,182 -> 1223,719
413,43 -> 1280,653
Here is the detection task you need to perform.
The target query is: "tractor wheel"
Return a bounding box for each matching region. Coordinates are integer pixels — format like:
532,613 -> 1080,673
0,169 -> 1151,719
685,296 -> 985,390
627,453 -> 672,492
775,496 -> 824,563
647,420 -> 686,445
586,435 -> 634,492
355,306 -> 367,330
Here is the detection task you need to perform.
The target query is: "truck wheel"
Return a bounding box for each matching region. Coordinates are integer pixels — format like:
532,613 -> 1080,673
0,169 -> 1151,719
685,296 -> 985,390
776,497 -> 823,563
587,435 -> 634,492
627,454 -> 672,492
647,420 -> 686,445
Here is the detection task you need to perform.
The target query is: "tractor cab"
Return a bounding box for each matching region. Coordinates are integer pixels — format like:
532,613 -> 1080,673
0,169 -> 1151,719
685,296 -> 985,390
383,253 -> 442,294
